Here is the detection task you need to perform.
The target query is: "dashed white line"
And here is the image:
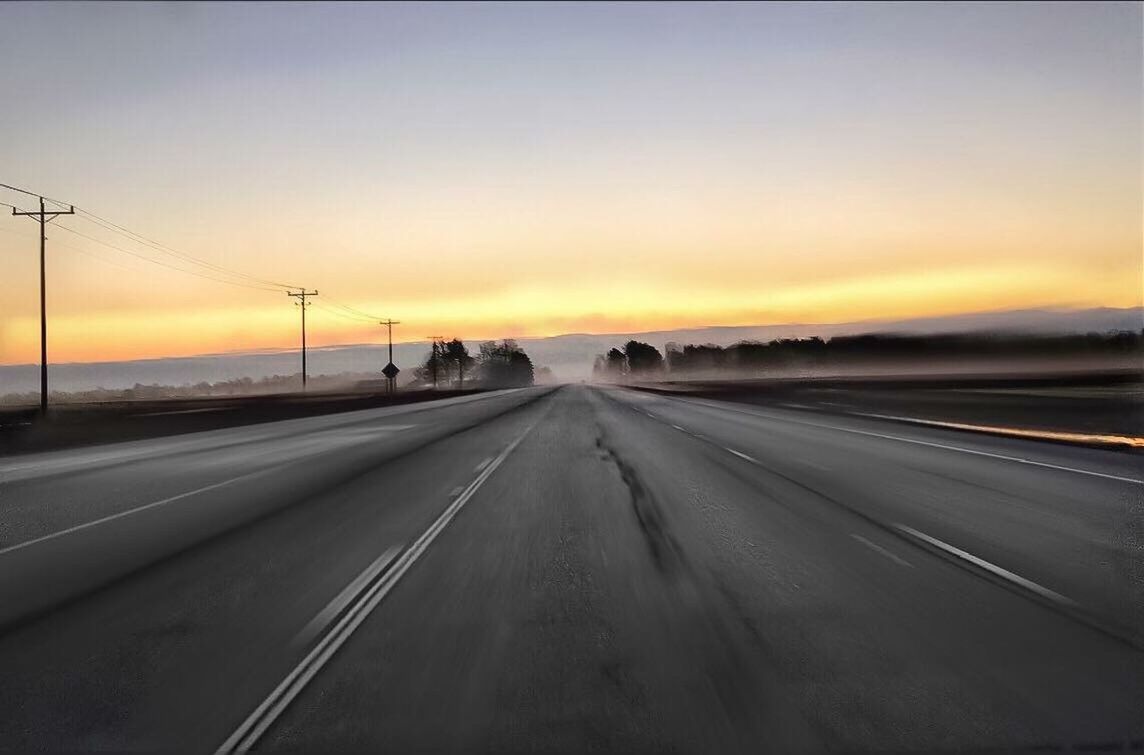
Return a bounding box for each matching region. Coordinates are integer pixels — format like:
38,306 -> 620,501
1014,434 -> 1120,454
671,424 -> 685,431
217,425 -> 533,753
0,468 -> 269,557
851,534 -> 913,568
725,448 -> 758,464
473,457 -> 492,473
448,486 -> 464,497
894,523 -> 1076,606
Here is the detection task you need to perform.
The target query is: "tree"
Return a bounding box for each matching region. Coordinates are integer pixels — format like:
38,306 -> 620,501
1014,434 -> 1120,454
476,340 -> 535,388
440,338 -> 475,389
414,341 -> 448,387
623,340 -> 664,375
604,348 -> 627,378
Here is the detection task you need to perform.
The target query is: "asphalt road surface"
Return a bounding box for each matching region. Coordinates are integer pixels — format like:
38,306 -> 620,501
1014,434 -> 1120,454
0,385 -> 1140,752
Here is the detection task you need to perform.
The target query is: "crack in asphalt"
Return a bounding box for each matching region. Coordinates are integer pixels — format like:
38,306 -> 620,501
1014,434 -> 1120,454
594,434 -> 687,577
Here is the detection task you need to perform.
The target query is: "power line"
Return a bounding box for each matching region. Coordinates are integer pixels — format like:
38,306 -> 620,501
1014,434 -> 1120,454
330,301 -> 382,320
53,223 -> 283,292
0,181 -> 39,197
6,180 -> 400,395
53,237 -> 149,274
3,180 -> 301,291
74,209 -> 301,290
1,182 -> 75,211
318,299 -> 384,322
312,301 -> 374,323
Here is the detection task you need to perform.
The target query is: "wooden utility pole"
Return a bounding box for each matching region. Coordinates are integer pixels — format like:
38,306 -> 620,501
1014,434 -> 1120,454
12,197 -> 74,414
288,290 -> 319,389
380,319 -> 401,393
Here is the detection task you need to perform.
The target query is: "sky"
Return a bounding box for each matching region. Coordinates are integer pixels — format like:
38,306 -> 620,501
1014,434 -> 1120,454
1,1 -> 1140,365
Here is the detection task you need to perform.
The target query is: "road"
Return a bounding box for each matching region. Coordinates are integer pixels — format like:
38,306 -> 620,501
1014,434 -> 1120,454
0,384 -> 1140,751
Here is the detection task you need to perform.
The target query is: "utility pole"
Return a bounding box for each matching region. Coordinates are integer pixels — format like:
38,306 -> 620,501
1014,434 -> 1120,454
379,319 -> 401,393
287,289 -> 318,389
13,196 -> 74,415
426,336 -> 442,389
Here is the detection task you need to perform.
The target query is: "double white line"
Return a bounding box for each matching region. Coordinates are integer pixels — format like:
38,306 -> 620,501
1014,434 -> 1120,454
216,428 -> 530,753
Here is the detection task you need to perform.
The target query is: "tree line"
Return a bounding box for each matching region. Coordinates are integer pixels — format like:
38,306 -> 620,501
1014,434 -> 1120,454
594,331 -> 1143,378
415,339 -> 537,388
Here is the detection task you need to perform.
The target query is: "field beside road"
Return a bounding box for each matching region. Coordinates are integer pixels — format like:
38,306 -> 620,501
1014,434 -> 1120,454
0,387 -> 488,456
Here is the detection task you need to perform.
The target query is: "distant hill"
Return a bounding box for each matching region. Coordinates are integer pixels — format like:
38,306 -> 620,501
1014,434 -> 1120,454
1,306 -> 1140,394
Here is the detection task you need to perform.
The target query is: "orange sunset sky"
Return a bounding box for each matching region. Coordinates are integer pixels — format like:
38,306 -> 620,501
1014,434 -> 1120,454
1,2 -> 1140,366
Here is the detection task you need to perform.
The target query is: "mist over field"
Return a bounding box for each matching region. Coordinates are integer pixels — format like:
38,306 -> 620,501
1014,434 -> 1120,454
0,306 -> 1138,398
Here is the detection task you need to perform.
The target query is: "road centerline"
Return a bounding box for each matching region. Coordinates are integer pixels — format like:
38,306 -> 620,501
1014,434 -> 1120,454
216,422 -> 535,753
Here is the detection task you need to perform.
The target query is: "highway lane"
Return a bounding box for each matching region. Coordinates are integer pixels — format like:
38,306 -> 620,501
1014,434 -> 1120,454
0,387 -> 551,625
0,384 -> 1140,750
606,388 -> 1144,643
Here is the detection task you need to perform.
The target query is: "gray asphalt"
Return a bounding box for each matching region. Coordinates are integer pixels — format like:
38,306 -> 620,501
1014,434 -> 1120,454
0,384 -> 1140,751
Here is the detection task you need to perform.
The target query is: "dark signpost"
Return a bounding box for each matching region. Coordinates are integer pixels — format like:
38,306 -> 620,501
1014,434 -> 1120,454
380,319 -> 401,393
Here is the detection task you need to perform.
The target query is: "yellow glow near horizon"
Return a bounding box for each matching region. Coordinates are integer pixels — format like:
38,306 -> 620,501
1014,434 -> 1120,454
1,259 -> 1137,365
0,3 -> 1139,367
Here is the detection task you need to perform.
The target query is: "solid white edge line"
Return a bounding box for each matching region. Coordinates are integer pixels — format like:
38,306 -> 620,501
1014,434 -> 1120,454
0,468 -> 269,557
850,533 -> 913,568
216,427 -> 531,753
894,523 -> 1076,606
678,397 -> 1143,485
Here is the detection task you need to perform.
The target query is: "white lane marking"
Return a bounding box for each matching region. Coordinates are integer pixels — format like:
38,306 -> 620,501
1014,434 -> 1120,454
473,457 -> 492,473
894,523 -> 1076,606
217,425 -> 532,754
2,382 -> 535,483
292,546 -> 401,648
0,469 -> 268,557
448,486 -> 464,497
726,448 -> 757,464
851,534 -> 913,568
851,412 -> 1144,449
671,424 -> 685,431
678,397 -> 1144,486
137,407 -> 230,417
